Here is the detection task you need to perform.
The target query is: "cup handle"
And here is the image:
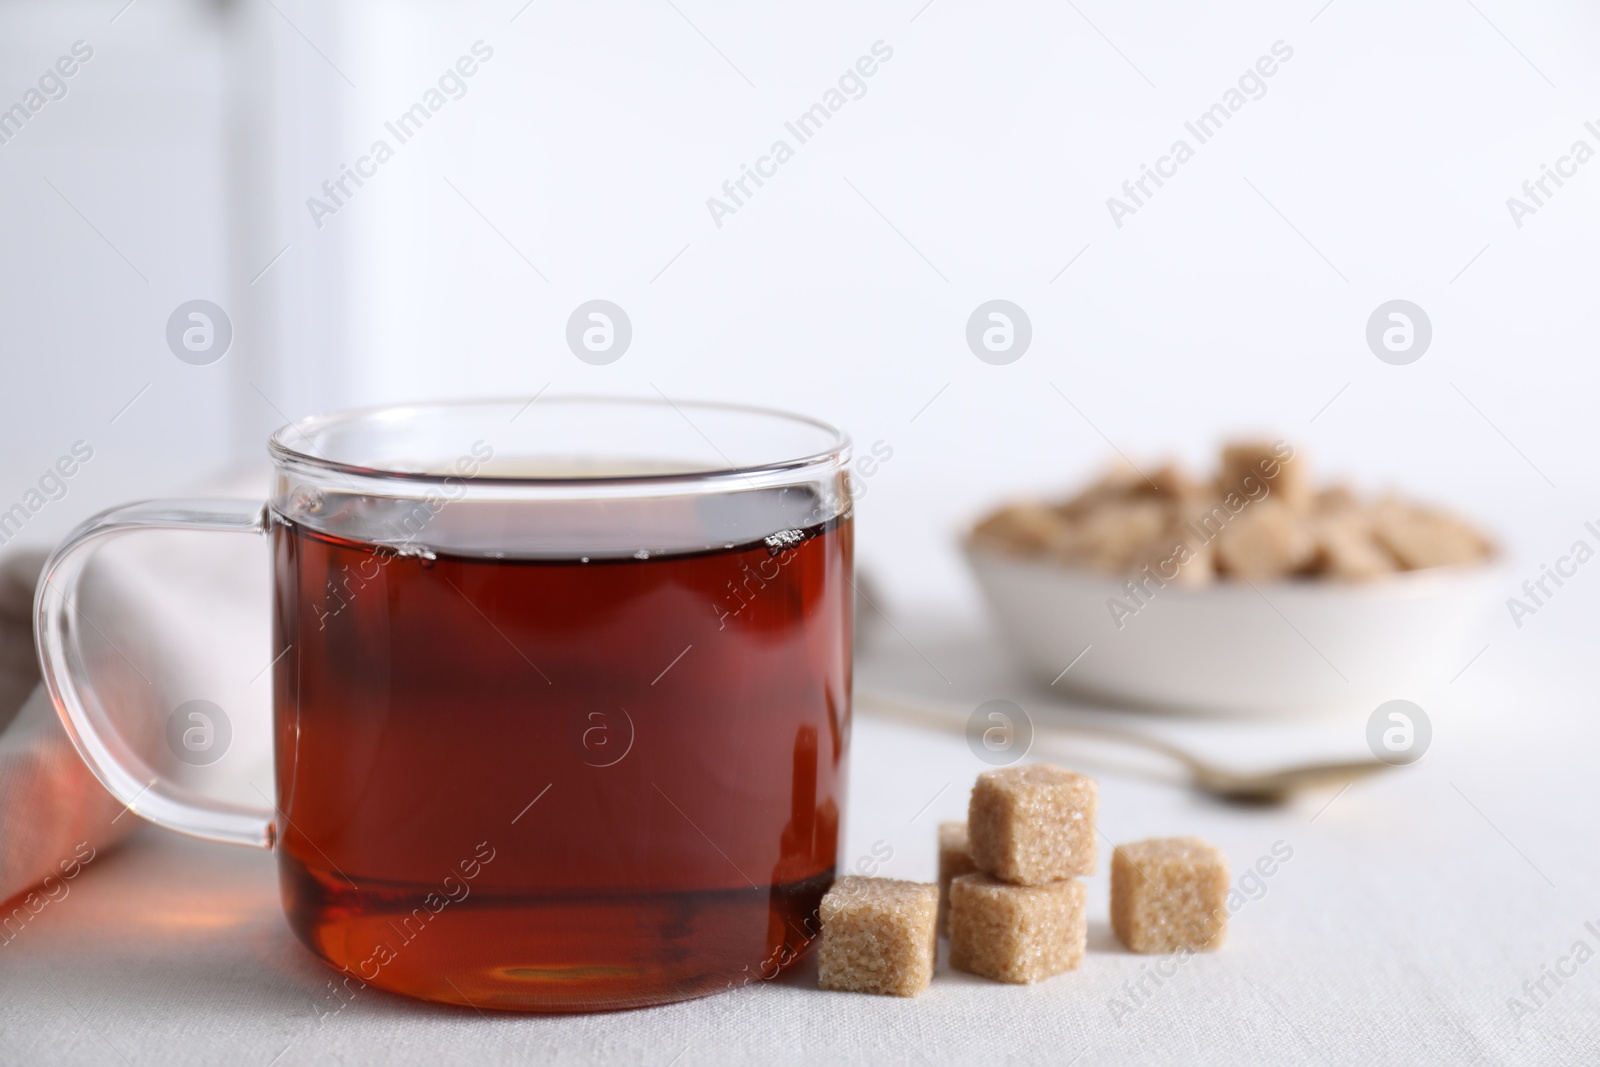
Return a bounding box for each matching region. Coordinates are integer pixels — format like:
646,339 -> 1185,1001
33,499 -> 276,849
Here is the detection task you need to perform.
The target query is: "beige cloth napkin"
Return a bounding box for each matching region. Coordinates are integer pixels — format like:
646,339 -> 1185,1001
0,551 -> 135,906
0,466 -> 276,905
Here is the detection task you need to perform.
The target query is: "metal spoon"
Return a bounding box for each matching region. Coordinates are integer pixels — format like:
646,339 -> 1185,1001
855,690 -> 1394,805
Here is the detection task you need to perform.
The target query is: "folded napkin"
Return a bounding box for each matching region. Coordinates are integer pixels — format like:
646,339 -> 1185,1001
0,468 -> 276,906
0,551 -> 135,906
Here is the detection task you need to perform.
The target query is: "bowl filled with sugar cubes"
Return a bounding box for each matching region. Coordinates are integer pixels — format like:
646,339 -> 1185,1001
965,440 -> 1502,715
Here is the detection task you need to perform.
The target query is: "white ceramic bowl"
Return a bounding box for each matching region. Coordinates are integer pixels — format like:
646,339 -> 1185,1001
965,542 -> 1503,716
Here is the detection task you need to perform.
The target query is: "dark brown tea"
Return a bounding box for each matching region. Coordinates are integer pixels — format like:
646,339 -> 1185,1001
270,490 -> 851,1012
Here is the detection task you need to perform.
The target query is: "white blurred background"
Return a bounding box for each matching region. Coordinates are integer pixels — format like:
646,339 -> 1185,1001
3,0 -> 1597,623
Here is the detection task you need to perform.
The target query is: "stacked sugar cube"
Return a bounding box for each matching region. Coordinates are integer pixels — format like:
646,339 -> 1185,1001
816,763 -> 1098,995
945,764 -> 1096,983
817,762 -> 1231,997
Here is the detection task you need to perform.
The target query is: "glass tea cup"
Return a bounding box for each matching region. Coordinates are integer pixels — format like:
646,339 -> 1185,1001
36,397 -> 853,1012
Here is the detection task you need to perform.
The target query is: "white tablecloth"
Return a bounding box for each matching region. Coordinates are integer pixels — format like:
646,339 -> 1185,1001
3,463 -> 1587,1067
4,565 -> 1597,1066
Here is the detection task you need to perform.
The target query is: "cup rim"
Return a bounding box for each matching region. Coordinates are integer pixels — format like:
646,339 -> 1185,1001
267,395 -> 852,488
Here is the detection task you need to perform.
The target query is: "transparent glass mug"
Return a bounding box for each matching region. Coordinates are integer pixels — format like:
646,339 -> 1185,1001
36,398 -> 853,1012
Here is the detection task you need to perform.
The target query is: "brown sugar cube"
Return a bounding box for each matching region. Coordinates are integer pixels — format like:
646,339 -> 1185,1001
817,876 -> 938,997
1219,441 -> 1310,511
1134,461 -> 1196,500
1370,500 -> 1491,570
1055,461 -> 1144,519
1183,495 -> 1239,540
1134,521 -> 1216,588
1213,501 -> 1317,579
1314,484 -> 1359,514
1311,513 -> 1397,581
970,502 -> 1071,557
948,874 -> 1087,983
968,764 -> 1097,885
937,822 -> 977,936
1110,838 -> 1229,954
1054,499 -> 1169,573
